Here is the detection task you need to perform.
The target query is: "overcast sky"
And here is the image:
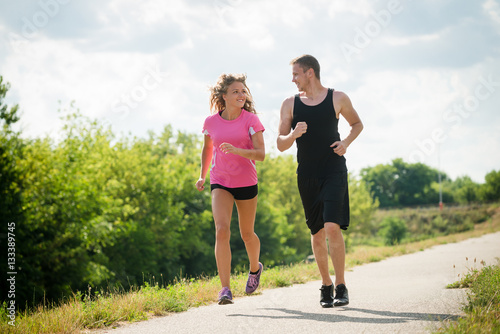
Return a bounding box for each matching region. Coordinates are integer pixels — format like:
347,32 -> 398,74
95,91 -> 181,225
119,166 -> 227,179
1,0 -> 499,183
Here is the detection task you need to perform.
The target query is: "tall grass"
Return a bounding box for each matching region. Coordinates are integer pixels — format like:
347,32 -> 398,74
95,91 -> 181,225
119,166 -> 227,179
436,260 -> 500,333
1,205 -> 499,334
0,263 -> 322,334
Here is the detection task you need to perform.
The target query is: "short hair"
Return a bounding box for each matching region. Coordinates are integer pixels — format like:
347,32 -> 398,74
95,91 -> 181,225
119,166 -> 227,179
290,54 -> 320,80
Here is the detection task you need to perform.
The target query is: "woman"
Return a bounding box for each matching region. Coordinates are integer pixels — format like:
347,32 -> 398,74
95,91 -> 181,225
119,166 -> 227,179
196,73 -> 265,305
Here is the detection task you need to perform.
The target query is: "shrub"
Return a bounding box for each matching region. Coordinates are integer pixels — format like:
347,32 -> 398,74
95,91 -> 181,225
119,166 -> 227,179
378,217 -> 408,245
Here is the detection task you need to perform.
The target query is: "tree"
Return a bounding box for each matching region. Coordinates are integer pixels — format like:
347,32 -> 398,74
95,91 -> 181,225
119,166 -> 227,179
480,170 -> 500,202
453,176 -> 480,204
360,163 -> 398,207
0,76 -> 23,304
361,158 -> 446,207
346,175 -> 379,238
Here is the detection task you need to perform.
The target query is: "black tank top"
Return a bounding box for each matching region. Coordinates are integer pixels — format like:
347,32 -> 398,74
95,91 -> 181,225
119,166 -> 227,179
291,88 -> 347,177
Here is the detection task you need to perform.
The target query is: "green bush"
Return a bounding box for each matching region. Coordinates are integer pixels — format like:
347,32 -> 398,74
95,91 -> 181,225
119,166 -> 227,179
378,217 -> 408,245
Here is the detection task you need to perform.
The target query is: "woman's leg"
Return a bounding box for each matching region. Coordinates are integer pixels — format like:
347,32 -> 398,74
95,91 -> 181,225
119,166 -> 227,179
235,196 -> 260,272
212,189 -> 235,288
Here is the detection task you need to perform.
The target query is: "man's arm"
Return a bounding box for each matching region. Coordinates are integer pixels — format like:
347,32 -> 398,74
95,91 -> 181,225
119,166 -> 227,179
330,91 -> 363,156
277,97 -> 307,152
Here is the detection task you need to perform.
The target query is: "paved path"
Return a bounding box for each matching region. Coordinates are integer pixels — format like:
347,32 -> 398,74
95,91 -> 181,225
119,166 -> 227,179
99,232 -> 500,334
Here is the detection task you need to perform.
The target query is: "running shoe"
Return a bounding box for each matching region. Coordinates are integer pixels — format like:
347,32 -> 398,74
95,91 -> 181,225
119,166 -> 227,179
217,287 -> 233,305
320,284 -> 334,308
245,262 -> 263,294
333,283 -> 349,306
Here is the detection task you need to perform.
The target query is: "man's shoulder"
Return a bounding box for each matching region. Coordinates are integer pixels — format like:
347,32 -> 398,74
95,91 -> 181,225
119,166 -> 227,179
282,95 -> 296,107
332,89 -> 348,99
331,90 -> 351,106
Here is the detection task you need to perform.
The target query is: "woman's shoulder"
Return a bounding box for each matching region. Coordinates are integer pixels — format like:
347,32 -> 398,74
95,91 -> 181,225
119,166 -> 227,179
242,109 -> 260,119
204,112 -> 220,122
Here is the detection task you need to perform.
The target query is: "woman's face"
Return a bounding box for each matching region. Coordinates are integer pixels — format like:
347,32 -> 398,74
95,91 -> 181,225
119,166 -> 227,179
223,81 -> 247,109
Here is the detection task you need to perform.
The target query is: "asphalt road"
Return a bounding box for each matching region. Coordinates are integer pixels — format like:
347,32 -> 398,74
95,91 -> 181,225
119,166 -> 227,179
98,232 -> 500,334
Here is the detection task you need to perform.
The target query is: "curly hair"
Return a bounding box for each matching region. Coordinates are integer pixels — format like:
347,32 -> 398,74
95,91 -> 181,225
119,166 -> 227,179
209,73 -> 256,114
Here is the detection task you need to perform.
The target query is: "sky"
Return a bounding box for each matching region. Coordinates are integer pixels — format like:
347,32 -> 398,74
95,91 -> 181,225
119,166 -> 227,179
0,0 -> 499,183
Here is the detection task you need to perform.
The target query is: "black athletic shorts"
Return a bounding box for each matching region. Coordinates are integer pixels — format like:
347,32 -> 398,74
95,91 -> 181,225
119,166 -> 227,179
297,171 -> 350,235
211,184 -> 258,200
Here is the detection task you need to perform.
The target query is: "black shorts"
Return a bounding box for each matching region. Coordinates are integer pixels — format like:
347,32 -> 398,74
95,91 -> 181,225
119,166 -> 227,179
211,184 -> 258,200
297,171 -> 350,235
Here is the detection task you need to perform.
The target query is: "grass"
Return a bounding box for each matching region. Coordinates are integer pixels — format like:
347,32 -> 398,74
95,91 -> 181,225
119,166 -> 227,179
434,260 -> 500,333
1,206 -> 499,334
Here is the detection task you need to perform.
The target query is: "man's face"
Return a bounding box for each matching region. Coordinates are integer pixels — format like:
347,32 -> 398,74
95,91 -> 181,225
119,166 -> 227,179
291,63 -> 309,91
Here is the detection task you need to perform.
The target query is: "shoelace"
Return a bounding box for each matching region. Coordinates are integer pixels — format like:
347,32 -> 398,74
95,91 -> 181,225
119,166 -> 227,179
335,286 -> 346,299
247,274 -> 259,288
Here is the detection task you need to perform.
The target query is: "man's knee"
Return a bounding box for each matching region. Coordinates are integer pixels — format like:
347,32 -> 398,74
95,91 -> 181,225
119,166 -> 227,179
311,228 -> 326,244
325,222 -> 341,234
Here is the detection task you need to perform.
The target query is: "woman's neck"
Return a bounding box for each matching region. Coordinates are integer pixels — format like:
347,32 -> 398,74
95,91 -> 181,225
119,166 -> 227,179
222,107 -> 242,120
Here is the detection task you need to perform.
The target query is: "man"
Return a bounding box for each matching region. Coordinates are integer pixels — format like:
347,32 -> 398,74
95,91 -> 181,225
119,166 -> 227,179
277,55 -> 363,307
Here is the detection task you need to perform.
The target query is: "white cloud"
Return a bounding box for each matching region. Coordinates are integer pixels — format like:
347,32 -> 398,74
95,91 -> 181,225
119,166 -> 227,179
483,0 -> 500,27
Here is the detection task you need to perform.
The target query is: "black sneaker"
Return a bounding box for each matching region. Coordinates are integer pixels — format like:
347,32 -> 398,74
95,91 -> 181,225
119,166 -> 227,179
320,284 -> 334,308
333,283 -> 349,306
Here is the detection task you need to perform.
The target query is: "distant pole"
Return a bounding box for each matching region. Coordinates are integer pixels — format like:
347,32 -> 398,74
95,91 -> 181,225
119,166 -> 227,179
438,144 -> 443,211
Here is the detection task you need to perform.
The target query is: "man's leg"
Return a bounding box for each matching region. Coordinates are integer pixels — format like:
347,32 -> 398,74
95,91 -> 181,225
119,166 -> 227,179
325,222 -> 349,306
311,228 -> 333,285
324,222 -> 345,286
312,228 -> 335,307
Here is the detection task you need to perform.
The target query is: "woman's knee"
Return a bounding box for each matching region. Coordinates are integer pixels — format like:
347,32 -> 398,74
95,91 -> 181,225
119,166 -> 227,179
215,224 -> 231,241
240,230 -> 257,243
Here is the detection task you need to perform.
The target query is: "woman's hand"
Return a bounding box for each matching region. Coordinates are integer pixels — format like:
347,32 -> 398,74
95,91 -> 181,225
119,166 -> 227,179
196,178 -> 206,191
220,142 -> 239,155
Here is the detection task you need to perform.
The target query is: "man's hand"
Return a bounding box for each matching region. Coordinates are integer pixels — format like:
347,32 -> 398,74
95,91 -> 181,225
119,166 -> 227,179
331,140 -> 347,156
293,122 -> 307,139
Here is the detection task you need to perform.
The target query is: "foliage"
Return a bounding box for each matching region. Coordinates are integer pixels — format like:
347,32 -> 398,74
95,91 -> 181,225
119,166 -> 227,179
439,261 -> 500,333
373,205 -> 494,243
451,176 -> 480,204
361,158 -> 447,207
2,215 -> 500,334
362,160 -> 500,208
377,217 -> 407,245
0,77 -> 24,305
347,175 -> 380,238
480,170 -> 500,202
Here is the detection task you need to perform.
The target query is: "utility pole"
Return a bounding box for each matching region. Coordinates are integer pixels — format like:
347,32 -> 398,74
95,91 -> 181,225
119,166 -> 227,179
438,144 -> 443,211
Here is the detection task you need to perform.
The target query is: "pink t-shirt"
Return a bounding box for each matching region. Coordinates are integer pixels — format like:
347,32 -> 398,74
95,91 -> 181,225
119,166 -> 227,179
203,109 -> 265,188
